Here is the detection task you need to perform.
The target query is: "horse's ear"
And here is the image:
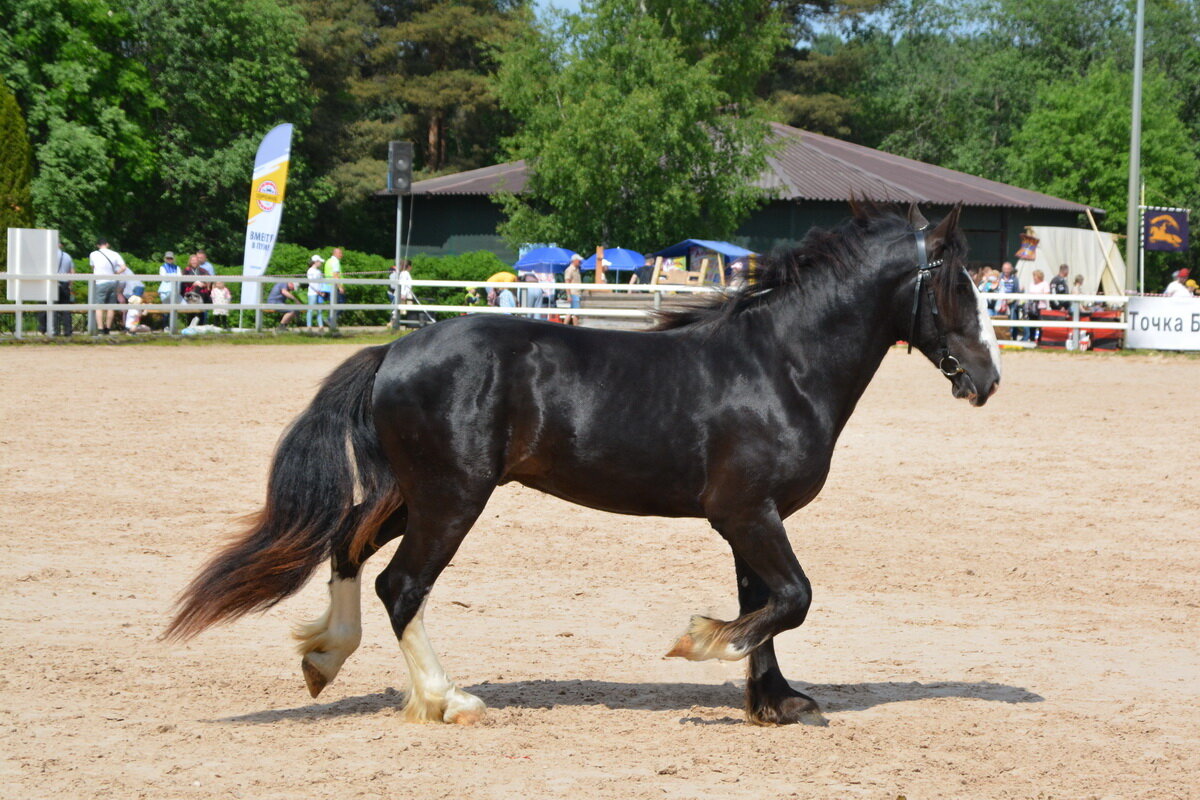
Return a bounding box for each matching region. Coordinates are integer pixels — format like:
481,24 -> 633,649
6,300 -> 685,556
849,193 -> 869,222
929,204 -> 963,252
907,202 -> 929,230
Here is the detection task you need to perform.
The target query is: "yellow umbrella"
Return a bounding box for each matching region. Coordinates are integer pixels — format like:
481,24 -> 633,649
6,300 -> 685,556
487,271 -> 517,282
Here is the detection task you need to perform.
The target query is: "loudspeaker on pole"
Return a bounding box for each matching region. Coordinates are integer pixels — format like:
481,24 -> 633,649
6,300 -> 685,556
388,141 -> 414,194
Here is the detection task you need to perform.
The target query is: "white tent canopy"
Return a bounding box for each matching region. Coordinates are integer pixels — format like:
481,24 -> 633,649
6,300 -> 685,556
1015,226 -> 1126,295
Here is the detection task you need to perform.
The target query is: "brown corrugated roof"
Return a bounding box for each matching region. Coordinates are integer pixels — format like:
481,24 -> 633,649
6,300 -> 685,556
408,160 -> 528,195
410,122 -> 1102,214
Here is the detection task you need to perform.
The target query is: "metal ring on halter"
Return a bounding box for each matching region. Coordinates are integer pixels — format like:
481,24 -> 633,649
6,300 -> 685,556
939,355 -> 963,377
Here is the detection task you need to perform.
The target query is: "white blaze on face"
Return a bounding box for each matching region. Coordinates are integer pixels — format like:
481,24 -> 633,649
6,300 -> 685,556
970,277 -> 1002,376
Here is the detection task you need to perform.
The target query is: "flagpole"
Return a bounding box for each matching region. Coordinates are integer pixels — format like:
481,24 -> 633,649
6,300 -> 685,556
1138,184 -> 1145,294
1124,0 -> 1145,294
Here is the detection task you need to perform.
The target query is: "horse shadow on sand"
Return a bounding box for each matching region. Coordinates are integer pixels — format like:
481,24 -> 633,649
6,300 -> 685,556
211,679 -> 1043,726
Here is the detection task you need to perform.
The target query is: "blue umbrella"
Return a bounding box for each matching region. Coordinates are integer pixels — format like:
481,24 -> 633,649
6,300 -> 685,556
581,247 -> 645,272
514,246 -> 580,274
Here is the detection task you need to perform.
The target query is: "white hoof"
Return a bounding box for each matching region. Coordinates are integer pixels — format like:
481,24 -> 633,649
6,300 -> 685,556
443,688 -> 487,725
402,686 -> 487,725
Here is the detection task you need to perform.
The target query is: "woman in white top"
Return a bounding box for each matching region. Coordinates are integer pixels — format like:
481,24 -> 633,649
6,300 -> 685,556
306,254 -> 327,328
1026,269 -> 1050,342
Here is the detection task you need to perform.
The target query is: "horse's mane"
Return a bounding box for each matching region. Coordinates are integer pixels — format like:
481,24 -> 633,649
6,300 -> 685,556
650,203 -> 967,332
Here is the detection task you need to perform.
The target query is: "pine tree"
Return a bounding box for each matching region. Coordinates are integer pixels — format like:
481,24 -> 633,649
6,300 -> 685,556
0,80 -> 35,264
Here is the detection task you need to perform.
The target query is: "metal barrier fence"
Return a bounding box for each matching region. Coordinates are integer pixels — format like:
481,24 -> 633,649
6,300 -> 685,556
0,272 -> 719,338
2,272 -> 1131,340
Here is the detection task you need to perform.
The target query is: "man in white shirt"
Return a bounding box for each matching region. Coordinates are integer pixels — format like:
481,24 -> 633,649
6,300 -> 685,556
195,250 -> 216,276
88,238 -> 125,334
1163,268 -> 1194,298
397,259 -> 415,325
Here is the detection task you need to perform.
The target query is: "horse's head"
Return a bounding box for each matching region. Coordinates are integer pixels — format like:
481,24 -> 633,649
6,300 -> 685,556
894,204 -> 1001,406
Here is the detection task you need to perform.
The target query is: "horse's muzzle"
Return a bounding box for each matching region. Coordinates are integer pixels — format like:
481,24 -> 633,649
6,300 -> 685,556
951,371 -> 999,407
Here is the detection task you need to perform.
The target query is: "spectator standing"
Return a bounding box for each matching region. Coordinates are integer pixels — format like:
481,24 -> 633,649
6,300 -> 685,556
997,261 -> 1024,341
306,254 -> 327,328
1163,269 -> 1193,298
325,247 -> 344,325
1049,263 -> 1070,310
497,285 -> 516,308
266,280 -> 299,328
397,259 -> 415,324
563,254 -> 583,326
1026,269 -> 1050,343
158,251 -> 182,305
977,266 -> 999,314
37,242 -> 75,336
210,281 -> 232,327
88,238 -> 124,334
195,250 -> 216,276
183,254 -> 210,324
522,273 -> 545,319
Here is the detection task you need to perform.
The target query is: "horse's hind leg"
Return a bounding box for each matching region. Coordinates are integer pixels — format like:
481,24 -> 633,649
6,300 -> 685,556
296,505 -> 409,698
375,493 -> 490,724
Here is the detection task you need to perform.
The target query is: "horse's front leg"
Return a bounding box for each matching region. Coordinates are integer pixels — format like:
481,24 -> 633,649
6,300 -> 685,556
732,555 -> 825,726
666,506 -> 825,726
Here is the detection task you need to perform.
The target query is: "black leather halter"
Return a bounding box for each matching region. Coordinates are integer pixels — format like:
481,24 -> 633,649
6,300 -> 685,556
907,228 -> 964,377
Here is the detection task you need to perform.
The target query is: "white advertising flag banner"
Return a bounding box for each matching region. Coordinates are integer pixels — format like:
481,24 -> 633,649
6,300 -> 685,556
240,123 -> 293,306
1126,296 -> 1200,350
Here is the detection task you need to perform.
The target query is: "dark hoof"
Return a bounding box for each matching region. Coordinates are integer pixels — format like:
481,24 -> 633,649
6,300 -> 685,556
747,691 -> 827,727
301,656 -> 328,699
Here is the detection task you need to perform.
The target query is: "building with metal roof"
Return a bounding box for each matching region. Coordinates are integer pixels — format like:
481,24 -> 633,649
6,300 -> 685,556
393,122 -> 1101,265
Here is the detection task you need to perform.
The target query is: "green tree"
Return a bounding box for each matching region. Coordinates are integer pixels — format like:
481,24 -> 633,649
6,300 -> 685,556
0,80 -> 35,263
124,0 -> 314,258
758,1 -> 888,137
0,0 -> 160,251
296,0 -> 529,246
386,0 -> 526,173
848,0 -> 1130,178
641,0 -> 788,101
494,0 -> 773,251
1005,60 -> 1200,285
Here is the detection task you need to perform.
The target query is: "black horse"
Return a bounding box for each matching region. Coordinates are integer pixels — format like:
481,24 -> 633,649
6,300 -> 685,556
166,204 -> 1000,726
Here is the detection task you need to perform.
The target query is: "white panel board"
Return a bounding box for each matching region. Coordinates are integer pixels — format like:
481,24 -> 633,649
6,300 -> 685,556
5,228 -> 59,302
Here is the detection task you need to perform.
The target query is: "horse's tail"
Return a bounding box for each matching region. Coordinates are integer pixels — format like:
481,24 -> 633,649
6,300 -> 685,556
163,344 -> 400,641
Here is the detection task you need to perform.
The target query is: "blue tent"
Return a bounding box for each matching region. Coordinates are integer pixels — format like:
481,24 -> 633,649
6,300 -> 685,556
514,246 -> 579,274
649,239 -> 756,259
581,247 -> 645,272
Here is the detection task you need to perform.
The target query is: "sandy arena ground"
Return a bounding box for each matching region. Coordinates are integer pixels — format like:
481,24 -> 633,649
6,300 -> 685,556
1,342 -> 1197,799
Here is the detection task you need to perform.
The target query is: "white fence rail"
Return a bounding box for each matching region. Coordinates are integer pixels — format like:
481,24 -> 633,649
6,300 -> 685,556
2,272 -> 1133,339
0,272 -> 720,338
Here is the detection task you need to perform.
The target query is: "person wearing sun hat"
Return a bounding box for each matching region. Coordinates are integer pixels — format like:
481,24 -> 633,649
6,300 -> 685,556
306,253 -> 327,328
158,251 -> 182,305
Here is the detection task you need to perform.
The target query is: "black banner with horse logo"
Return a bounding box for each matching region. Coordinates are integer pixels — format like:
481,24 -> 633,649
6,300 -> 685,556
1143,207 -> 1189,252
